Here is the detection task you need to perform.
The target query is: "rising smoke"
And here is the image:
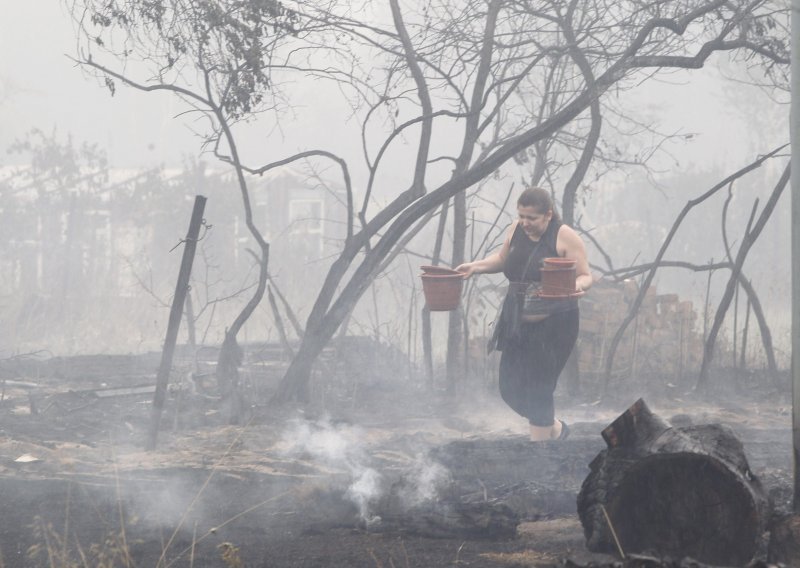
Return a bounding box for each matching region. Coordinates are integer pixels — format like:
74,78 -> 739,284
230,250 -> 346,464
279,416 -> 450,524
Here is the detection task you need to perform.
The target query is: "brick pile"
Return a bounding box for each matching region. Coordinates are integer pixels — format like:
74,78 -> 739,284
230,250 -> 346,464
578,279 -> 703,381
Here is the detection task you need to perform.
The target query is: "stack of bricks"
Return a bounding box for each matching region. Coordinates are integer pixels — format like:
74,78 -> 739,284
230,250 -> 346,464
577,280 -> 702,381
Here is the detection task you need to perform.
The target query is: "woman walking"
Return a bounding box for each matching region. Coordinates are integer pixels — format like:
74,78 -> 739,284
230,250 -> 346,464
456,187 -> 592,441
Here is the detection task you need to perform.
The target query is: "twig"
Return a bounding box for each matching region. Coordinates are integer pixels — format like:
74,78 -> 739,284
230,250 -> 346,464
454,541 -> 466,565
189,521 -> 197,568
600,504 -> 626,559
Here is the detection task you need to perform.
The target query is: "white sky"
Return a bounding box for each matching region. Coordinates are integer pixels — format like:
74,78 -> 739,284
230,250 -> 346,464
0,3 -> 196,167
0,4 -> 786,173
0,3 -> 791,356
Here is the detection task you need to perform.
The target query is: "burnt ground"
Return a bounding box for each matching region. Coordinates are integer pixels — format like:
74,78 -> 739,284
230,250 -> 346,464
0,349 -> 793,567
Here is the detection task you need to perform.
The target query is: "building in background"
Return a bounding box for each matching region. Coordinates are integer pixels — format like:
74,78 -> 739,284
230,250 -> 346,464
0,164 -> 347,354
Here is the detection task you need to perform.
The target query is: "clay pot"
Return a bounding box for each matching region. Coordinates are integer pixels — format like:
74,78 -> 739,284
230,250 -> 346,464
420,265 -> 461,276
543,257 -> 576,268
540,266 -> 576,296
421,273 -> 463,311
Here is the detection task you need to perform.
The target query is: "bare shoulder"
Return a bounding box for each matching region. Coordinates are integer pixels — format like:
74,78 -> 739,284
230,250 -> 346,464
557,223 -> 581,242
556,223 -> 586,254
505,220 -> 520,241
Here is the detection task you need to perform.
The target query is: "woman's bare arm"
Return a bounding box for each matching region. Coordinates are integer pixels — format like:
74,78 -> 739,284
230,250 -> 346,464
557,225 -> 592,292
455,221 -> 517,278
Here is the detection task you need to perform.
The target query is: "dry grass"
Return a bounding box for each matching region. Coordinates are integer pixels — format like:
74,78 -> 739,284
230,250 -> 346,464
27,516 -> 136,568
478,549 -> 559,566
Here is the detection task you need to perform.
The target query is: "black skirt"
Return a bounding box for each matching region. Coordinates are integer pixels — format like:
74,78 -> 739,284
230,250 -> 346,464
497,308 -> 579,426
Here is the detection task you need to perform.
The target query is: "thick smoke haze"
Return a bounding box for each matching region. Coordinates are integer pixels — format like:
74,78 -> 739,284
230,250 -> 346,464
1,6 -> 789,362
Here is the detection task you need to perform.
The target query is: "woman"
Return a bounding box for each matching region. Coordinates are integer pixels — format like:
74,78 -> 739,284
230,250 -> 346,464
456,187 -> 592,442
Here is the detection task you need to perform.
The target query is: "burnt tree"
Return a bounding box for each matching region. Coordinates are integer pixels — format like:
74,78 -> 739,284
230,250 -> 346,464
577,399 -> 769,566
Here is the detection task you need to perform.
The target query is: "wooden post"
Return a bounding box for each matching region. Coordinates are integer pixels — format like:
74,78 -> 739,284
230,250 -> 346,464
147,195 -> 207,451
792,0 -> 800,513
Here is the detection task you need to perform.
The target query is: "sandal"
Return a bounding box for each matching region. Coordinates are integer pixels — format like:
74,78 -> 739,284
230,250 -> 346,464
557,420 -> 570,441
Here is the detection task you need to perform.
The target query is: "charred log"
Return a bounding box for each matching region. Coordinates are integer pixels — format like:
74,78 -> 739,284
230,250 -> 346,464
294,478 -> 519,541
563,555 -> 779,568
370,499 -> 518,540
577,399 -> 769,566
426,435 -> 606,524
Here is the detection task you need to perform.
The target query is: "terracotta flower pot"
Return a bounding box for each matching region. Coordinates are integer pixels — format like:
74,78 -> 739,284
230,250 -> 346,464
543,257 -> 576,268
540,266 -> 576,296
420,265 -> 461,276
421,273 -> 464,311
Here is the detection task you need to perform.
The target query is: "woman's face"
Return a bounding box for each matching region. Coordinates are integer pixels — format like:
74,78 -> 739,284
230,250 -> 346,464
517,205 -> 552,240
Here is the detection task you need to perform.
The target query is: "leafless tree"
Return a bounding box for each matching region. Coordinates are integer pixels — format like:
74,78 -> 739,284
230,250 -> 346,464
272,0 -> 788,402
67,0 -> 789,407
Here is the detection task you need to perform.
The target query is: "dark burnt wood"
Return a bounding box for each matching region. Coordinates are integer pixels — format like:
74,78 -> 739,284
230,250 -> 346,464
369,499 -> 519,540
578,398 -> 769,566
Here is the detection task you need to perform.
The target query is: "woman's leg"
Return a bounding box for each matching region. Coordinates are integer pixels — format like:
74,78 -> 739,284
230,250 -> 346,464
529,423 -> 553,441
524,310 -> 580,436
498,345 -> 530,419
499,310 -> 579,438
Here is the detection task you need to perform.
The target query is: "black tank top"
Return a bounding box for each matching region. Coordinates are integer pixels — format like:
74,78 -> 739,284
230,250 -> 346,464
503,218 -> 561,282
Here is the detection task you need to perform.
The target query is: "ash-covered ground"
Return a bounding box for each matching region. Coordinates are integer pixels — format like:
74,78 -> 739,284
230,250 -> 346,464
0,351 -> 791,567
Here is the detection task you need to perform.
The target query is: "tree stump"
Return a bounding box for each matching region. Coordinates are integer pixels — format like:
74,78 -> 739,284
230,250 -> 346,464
577,399 -> 769,566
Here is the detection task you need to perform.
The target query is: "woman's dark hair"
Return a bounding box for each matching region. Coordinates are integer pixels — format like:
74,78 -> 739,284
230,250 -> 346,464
517,187 -> 560,221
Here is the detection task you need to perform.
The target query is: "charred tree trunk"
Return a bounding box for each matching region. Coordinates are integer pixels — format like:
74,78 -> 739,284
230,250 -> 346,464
697,164 -> 789,390
268,275 -> 304,339
213,108 -> 271,423
273,338 -> 317,402
557,19 -> 603,397
736,275 -> 780,390
446,191 -> 467,394
577,399 -> 769,566
602,148 -> 785,394
217,245 -> 268,422
267,284 -> 294,360
423,201 -> 450,387
218,332 -> 246,424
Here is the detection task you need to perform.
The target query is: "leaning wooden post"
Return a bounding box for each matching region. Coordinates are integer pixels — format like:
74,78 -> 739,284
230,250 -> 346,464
792,0 -> 800,513
147,195 -> 207,451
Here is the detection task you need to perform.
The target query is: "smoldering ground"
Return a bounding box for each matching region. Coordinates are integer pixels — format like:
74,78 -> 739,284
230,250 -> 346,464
0,348 -> 793,567
274,416 -> 451,527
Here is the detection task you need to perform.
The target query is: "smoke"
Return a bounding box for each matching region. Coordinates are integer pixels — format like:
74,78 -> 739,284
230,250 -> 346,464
345,467 -> 382,523
279,417 -> 384,523
396,455 -> 450,507
278,417 -> 450,524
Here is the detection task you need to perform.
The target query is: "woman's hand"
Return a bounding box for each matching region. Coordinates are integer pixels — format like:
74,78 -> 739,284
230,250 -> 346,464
455,262 -> 476,279
575,274 -> 593,294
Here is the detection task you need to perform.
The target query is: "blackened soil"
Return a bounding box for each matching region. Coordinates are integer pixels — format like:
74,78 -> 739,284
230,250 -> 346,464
0,352 -> 792,567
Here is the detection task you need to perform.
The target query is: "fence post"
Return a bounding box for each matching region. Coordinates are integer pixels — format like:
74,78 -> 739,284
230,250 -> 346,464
147,195 -> 207,451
